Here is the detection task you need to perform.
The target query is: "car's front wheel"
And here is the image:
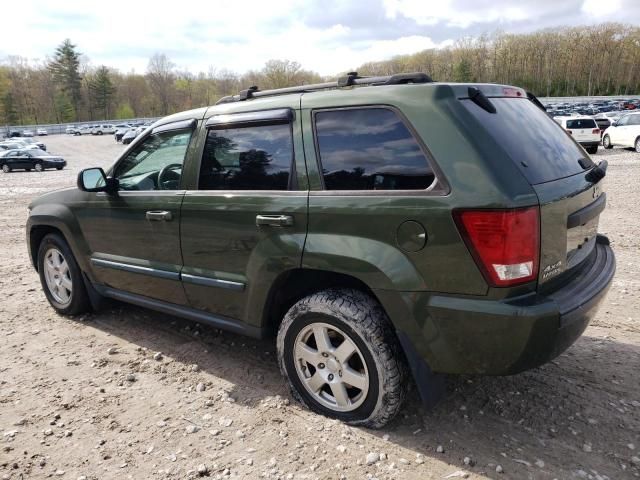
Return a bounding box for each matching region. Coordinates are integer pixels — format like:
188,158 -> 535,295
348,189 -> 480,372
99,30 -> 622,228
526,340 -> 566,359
277,289 -> 408,428
2,164 -> 11,173
602,134 -> 613,149
37,233 -> 91,315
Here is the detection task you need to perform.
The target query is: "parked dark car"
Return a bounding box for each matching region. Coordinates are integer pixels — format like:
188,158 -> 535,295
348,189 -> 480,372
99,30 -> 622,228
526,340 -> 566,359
1,149 -> 65,172
27,74 -> 615,428
593,117 -> 611,136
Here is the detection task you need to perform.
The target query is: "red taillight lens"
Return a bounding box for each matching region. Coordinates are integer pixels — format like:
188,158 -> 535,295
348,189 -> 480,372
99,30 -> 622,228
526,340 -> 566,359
454,208 -> 540,287
592,128 -> 600,134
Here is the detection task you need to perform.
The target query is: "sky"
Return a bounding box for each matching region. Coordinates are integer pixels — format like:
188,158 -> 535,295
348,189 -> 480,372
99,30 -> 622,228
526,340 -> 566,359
1,0 -> 639,76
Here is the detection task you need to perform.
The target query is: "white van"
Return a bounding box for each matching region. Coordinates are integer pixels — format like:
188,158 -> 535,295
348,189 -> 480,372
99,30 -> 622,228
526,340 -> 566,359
553,116 -> 600,154
602,112 -> 640,153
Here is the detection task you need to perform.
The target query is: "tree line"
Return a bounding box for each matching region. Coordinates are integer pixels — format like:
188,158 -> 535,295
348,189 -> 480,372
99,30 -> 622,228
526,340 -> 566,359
1,23 -> 639,126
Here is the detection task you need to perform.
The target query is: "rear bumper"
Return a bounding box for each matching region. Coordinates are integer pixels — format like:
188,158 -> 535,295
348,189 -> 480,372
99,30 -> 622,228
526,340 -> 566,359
389,235 -> 615,376
579,141 -> 600,148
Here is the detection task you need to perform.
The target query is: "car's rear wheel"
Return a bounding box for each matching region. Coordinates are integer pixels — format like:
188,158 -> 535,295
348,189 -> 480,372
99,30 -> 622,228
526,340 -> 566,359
277,289 -> 408,428
635,137 -> 640,154
37,233 -> 91,315
34,162 -> 43,172
602,134 -> 613,149
586,146 -> 598,154
2,164 -> 11,173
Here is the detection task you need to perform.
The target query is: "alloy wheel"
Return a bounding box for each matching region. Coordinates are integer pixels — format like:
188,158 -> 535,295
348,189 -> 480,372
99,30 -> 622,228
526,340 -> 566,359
293,322 -> 369,412
34,163 -> 43,172
43,248 -> 72,306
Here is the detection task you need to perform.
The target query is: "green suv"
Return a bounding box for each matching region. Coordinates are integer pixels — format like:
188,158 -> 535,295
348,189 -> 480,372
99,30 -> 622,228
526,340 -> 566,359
27,73 -> 615,427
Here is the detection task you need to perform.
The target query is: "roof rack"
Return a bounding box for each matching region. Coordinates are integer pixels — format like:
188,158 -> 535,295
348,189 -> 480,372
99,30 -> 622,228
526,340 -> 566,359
215,72 -> 433,105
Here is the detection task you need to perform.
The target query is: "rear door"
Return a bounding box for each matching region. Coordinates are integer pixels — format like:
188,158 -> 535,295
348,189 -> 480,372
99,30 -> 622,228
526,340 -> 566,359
179,101 -> 308,328
461,96 -> 605,284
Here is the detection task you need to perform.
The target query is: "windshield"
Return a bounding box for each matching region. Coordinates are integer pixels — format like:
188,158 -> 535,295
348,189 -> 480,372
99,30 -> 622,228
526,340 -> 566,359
462,97 -> 592,185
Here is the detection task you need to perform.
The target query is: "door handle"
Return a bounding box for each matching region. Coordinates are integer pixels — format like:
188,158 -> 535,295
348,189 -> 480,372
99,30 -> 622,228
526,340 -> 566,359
146,210 -> 172,221
256,214 -> 294,227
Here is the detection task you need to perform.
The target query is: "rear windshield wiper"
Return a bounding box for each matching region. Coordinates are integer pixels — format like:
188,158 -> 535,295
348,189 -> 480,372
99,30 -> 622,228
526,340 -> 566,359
586,159 -> 608,183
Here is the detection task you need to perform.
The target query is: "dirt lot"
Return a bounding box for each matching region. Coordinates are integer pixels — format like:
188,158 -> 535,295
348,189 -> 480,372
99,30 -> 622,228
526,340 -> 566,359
1,135 -> 639,480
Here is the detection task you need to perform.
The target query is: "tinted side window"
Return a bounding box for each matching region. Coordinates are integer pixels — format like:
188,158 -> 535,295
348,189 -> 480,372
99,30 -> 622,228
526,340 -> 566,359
314,108 -> 435,190
617,116 -> 630,126
199,124 -> 292,190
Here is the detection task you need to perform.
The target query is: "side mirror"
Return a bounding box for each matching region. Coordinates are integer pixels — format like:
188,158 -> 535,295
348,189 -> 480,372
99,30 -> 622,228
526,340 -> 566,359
77,167 -> 117,193
612,121 -> 618,127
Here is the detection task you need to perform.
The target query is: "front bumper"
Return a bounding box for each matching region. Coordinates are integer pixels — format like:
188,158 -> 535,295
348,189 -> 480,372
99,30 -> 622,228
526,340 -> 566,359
391,235 -> 615,376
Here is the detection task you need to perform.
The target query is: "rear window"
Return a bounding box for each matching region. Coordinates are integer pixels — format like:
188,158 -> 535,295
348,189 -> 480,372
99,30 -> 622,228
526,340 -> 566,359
462,98 -> 591,185
566,119 -> 597,129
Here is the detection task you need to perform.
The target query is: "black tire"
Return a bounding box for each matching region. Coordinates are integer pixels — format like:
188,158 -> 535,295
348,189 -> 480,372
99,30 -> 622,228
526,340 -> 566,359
97,131 -> 103,135
586,146 -> 598,155
277,289 -> 408,428
635,137 -> 640,154
602,134 -> 613,149
37,233 -> 91,316
56,167 -> 63,170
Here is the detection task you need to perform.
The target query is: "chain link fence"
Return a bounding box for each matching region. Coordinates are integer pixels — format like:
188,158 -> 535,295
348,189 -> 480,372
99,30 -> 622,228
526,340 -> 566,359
1,118 -> 160,137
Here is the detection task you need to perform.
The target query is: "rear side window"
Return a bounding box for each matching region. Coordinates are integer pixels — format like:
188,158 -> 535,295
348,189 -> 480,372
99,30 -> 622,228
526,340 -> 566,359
566,119 -> 597,129
314,108 -> 435,190
199,124 -> 292,190
462,98 -> 590,185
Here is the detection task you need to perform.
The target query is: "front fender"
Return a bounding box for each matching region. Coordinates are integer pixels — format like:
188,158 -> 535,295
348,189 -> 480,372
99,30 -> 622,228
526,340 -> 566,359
27,203 -> 92,273
301,233 -> 425,291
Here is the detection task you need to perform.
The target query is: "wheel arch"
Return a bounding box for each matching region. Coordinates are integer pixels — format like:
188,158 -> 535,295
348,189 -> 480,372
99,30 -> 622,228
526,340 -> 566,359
263,267 -> 444,408
27,208 -> 92,274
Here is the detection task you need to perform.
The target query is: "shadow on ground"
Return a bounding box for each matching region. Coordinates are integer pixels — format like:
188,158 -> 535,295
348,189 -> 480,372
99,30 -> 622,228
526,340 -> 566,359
82,302 -> 640,480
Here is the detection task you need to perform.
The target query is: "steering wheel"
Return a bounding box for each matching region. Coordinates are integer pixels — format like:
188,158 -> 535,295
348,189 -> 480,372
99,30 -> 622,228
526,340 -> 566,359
157,163 -> 182,190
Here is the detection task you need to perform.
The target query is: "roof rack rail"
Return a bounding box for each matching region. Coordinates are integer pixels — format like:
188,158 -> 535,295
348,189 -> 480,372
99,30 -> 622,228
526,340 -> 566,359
215,71 -> 433,105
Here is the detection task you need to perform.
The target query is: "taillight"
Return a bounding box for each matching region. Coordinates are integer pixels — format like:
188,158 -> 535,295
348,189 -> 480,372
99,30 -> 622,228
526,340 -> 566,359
453,208 -> 540,287
592,128 -> 600,134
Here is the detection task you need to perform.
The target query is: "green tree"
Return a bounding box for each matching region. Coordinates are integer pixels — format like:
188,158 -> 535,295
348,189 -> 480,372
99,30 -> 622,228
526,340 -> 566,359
88,66 -> 116,119
453,58 -> 473,82
54,92 -> 75,122
48,39 -> 82,119
115,102 -> 135,119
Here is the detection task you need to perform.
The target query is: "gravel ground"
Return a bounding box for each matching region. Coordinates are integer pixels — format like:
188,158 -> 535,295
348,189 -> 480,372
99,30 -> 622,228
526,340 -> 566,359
1,135 -> 639,480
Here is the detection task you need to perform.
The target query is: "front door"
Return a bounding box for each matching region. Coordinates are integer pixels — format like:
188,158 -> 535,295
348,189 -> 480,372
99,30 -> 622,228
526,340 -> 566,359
75,121 -> 197,305
180,103 -> 308,328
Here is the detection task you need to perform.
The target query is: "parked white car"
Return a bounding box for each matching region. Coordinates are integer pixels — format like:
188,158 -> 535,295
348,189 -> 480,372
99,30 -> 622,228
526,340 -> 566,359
65,125 -> 78,135
91,124 -> 116,135
553,116 -> 600,154
602,112 -> 640,152
36,128 -> 48,136
22,129 -> 34,137
77,125 -> 93,135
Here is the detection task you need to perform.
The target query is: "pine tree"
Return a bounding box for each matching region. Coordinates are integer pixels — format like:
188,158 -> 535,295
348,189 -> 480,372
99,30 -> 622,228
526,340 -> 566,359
48,39 -> 82,120
453,59 -> 473,82
88,66 -> 116,119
